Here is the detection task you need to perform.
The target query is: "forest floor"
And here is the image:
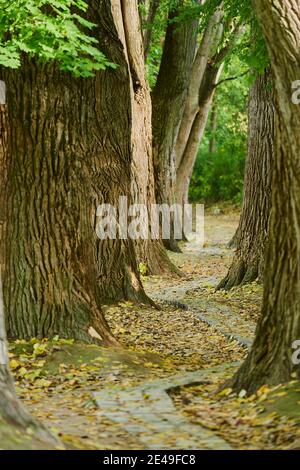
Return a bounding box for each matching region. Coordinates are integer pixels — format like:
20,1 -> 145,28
7,207 -> 300,450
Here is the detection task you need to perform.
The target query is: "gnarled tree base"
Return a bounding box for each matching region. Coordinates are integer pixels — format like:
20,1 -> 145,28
218,70 -> 274,291
217,257 -> 259,291
163,238 -> 183,254
140,240 -> 182,277
228,344 -> 300,395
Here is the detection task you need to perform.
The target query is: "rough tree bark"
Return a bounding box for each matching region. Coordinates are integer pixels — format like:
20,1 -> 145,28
0,0 -> 151,343
230,0 -> 300,393
152,2 -> 199,252
0,103 -> 7,261
218,69 -> 274,290
1,97 -> 56,451
117,0 -> 177,276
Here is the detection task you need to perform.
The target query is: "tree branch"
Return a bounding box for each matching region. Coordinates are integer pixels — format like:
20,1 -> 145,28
143,0 -> 160,60
211,24 -> 245,65
214,69 -> 250,88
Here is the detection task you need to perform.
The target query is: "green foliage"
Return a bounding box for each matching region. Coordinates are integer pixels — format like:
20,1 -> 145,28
190,56 -> 248,204
200,0 -> 269,74
144,0 -> 169,87
145,0 -> 269,88
0,0 -> 116,76
145,0 -> 201,87
138,263 -> 149,277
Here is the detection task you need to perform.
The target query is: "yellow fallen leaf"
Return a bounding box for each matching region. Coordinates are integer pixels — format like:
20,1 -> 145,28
35,378 -> 52,388
10,359 -> 21,370
273,391 -> 287,397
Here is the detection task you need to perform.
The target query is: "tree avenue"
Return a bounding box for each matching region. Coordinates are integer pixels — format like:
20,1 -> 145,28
1,0 -> 300,452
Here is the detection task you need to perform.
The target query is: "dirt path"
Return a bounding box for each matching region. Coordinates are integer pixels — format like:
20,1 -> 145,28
14,210 -> 265,450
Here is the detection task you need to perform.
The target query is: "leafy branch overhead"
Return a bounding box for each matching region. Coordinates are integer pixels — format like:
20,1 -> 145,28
0,0 -> 116,76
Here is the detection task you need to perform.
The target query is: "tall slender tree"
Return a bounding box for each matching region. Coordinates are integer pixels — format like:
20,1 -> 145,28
126,0 -> 179,276
175,8 -> 223,206
175,15 -> 242,210
151,1 -> 199,252
218,69 -> 274,290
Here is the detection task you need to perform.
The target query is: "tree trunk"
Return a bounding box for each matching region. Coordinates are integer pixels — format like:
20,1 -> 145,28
227,226 -> 240,249
152,3 -> 199,252
175,9 -> 223,170
175,13 -> 242,211
118,0 -> 178,276
1,0 -> 150,343
218,69 -> 274,290
175,63 -> 223,207
230,0 -> 300,393
174,9 -> 224,209
0,104 -> 7,262
0,274 -> 58,449
209,101 -> 218,155
142,0 -> 160,60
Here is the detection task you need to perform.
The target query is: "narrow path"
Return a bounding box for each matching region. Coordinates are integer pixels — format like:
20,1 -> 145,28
94,273 -> 253,449
92,211 -> 255,449
150,277 -> 254,349
21,211 -> 256,450
94,364 -> 237,450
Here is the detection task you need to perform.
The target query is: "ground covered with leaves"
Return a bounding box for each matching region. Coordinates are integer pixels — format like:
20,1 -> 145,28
6,208 -> 300,450
170,366 -> 300,450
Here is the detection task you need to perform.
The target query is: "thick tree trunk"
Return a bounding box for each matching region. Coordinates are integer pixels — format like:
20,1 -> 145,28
152,3 -> 199,252
227,227 -> 240,249
1,0 -> 150,343
209,101 -> 218,155
230,0 -> 300,393
218,69 -> 274,290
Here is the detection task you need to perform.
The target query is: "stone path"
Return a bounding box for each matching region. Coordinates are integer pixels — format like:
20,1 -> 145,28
94,218 -> 254,450
94,363 -> 238,450
150,277 -> 255,349
94,274 -> 254,450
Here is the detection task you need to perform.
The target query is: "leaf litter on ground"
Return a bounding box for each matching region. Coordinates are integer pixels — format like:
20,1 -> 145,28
7,210 -> 300,450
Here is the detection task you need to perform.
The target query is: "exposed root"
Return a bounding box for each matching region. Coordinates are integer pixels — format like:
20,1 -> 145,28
163,238 -> 183,254
217,258 -> 258,291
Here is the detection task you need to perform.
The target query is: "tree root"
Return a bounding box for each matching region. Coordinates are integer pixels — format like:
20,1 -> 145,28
217,258 -> 259,291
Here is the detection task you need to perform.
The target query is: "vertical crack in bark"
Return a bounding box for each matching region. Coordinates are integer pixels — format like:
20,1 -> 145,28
120,0 -> 142,93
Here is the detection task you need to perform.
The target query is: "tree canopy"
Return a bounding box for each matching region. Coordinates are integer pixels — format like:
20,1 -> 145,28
0,0 -> 115,75
0,0 -> 300,454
